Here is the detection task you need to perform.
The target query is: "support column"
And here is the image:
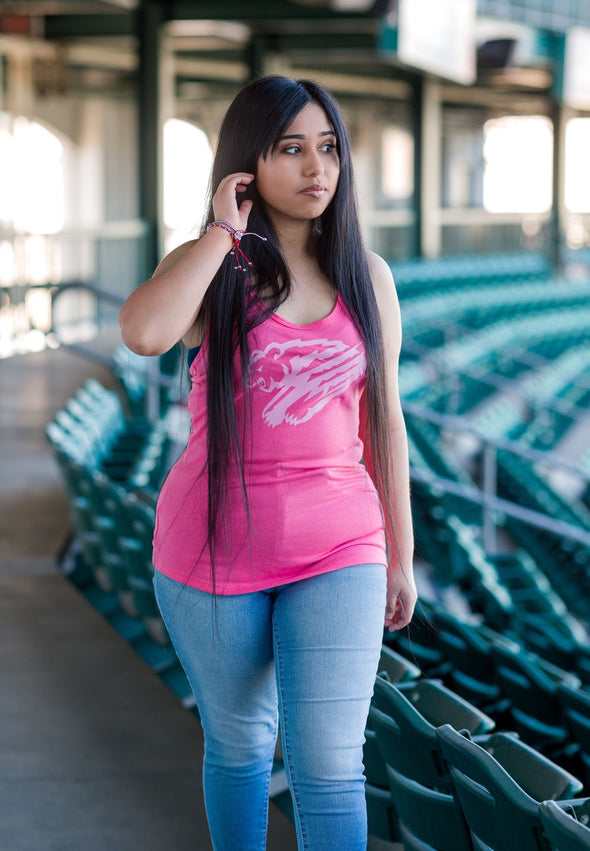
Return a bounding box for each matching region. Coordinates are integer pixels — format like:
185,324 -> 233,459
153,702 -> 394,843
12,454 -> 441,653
137,0 -> 175,420
246,33 -> 267,81
410,77 -> 423,258
419,77 -> 442,258
550,98 -> 567,272
137,0 -> 171,272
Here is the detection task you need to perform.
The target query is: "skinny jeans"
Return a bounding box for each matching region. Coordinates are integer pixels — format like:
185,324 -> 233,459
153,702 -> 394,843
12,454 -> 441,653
153,564 -> 387,851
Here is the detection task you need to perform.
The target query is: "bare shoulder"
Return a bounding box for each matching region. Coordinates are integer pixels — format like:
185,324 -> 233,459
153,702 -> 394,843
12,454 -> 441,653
366,251 -> 400,315
153,238 -> 199,277
367,250 -> 394,283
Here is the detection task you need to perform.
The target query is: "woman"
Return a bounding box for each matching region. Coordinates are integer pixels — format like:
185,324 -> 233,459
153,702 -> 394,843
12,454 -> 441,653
120,75 -> 416,851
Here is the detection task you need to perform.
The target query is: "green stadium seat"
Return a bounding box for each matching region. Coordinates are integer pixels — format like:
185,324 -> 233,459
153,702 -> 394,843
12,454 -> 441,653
558,683 -> 590,790
539,799 -> 590,851
436,723 -> 584,851
431,608 -> 511,715
370,677 -> 494,793
365,781 -> 397,843
385,763 -> 472,851
376,644 -> 421,684
489,641 -> 580,753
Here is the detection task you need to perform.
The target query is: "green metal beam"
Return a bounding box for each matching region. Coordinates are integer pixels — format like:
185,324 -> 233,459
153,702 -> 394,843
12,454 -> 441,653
44,13 -> 136,38
44,0 -> 376,39
173,30 -> 375,62
167,0 -> 373,23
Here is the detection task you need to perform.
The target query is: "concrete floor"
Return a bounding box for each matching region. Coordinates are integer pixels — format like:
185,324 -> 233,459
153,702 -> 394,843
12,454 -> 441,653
0,345 -> 298,851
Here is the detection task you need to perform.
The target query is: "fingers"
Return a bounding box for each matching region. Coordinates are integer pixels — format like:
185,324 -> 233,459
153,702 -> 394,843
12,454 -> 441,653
384,571 -> 417,632
218,172 -> 255,193
212,173 -> 255,230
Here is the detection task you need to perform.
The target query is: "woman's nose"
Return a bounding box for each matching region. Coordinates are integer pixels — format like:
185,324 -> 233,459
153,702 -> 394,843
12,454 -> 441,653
304,150 -> 324,176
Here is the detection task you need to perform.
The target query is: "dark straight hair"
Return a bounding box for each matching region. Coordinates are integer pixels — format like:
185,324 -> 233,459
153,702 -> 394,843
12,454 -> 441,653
197,75 -> 397,588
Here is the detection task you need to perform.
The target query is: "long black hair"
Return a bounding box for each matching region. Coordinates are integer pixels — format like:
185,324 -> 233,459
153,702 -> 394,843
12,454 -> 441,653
197,75 -> 396,588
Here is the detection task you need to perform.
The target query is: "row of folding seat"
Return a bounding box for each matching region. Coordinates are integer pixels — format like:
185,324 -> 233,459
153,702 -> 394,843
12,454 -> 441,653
385,602 -> 590,788
402,373 -> 590,628
363,654 -> 590,850
401,278 -> 590,341
45,380 -> 197,708
404,427 -> 583,642
391,251 -> 550,298
111,342 -> 185,418
426,308 -> 590,394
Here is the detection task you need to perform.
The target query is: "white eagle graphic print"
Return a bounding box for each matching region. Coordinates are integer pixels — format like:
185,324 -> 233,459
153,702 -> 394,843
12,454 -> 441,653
250,338 -> 366,427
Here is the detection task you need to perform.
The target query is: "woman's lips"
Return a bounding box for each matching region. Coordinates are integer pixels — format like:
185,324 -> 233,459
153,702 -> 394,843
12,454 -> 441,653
300,186 -> 327,197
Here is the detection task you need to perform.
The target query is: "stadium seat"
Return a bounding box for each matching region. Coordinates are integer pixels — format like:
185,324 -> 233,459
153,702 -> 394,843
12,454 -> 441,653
432,607 -> 512,715
365,781 -> 397,843
376,643 -> 421,684
489,641 -> 580,753
436,723 -> 585,851
385,763 -> 472,851
384,603 -> 452,679
558,683 -> 590,790
539,798 -> 590,851
370,677 -> 494,793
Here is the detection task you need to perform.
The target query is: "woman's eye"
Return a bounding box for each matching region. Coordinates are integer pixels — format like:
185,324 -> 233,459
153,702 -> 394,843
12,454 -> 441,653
283,145 -> 300,154
321,142 -> 336,153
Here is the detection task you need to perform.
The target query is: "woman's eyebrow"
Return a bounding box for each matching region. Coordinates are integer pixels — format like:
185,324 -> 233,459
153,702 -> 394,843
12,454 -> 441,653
278,130 -> 336,141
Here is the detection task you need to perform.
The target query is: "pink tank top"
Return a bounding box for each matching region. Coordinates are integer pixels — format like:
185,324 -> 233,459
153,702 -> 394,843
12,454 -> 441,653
152,295 -> 386,594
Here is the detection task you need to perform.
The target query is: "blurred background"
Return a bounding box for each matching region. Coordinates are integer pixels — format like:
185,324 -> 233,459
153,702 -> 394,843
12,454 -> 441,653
2,3 -> 590,850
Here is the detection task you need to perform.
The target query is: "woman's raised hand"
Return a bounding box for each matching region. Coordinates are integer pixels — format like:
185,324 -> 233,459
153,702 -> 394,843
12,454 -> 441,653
212,172 -> 255,231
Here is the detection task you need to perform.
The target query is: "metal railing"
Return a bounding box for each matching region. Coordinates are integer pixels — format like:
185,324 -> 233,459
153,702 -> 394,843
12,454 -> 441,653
403,399 -> 590,554
0,220 -> 152,358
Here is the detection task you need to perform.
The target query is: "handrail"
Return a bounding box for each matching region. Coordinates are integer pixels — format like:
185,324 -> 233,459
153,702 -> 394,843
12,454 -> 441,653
403,398 -> 590,555
409,466 -> 590,549
49,281 -> 177,420
0,219 -> 151,241
402,400 -> 590,484
51,279 -> 126,309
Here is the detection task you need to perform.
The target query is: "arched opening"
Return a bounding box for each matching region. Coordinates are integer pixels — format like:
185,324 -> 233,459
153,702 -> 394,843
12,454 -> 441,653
0,115 -> 67,356
163,118 -> 213,255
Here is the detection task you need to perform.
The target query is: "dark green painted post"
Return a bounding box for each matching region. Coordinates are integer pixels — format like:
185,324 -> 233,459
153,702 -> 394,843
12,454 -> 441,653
137,0 -> 165,278
137,0 -> 168,420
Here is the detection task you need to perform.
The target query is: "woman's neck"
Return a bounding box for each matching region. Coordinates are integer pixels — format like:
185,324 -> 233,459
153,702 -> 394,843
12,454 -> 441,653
272,217 -> 316,258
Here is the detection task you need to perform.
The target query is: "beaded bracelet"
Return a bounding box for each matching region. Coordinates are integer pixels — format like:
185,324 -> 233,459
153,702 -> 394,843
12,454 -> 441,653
206,219 -> 268,271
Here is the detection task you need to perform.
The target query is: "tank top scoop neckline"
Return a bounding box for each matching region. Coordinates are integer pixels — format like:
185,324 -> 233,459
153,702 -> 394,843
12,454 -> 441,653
187,293 -> 343,371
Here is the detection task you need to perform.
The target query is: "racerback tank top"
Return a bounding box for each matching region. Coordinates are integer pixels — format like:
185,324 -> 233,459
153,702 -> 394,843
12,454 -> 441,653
152,294 -> 386,593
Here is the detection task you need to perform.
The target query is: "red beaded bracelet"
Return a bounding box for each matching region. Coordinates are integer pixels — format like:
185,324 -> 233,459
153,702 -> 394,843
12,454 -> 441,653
206,220 -> 267,271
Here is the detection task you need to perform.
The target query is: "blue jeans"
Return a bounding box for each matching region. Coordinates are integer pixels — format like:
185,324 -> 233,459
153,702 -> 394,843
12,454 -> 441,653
153,564 -> 387,851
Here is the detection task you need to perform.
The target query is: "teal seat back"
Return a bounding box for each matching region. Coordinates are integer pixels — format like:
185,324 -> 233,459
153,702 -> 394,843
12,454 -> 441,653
539,800 -> 590,851
377,644 -> 421,683
365,781 -> 397,843
436,724 -> 583,851
386,764 -> 472,851
370,678 -> 494,793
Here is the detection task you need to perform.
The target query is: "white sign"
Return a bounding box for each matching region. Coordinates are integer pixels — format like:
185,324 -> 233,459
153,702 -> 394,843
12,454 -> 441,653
563,27 -> 590,110
398,0 -> 477,85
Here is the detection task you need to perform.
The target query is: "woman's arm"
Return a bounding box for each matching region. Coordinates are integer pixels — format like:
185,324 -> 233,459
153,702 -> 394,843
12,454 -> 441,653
363,251 -> 417,631
119,172 -> 255,356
